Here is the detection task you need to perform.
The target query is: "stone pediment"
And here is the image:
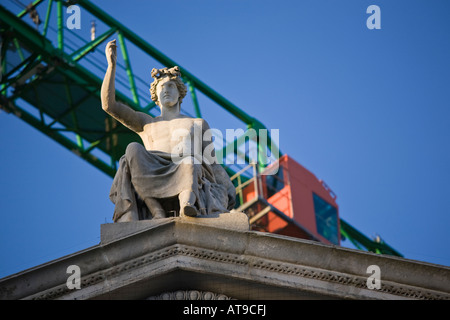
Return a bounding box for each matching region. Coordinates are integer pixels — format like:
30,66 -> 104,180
0,215 -> 449,300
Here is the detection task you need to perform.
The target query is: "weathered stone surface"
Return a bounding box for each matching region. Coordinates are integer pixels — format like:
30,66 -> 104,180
0,219 -> 449,300
101,210 -> 249,244
146,290 -> 233,300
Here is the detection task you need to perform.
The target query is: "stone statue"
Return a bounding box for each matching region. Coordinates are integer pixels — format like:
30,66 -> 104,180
101,39 -> 236,222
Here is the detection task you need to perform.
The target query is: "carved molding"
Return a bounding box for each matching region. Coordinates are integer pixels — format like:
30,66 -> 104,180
147,290 -> 233,300
29,244 -> 449,300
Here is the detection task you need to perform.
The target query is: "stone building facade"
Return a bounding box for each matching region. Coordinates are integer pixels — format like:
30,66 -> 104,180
1,216 -> 449,300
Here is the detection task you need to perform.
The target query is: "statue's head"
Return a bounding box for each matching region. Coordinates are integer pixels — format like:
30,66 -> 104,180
150,66 -> 187,109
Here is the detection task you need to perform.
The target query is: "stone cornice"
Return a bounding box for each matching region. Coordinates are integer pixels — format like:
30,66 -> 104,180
1,219 -> 449,300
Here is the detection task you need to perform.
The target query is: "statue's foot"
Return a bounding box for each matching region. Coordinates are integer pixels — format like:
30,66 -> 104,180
152,209 -> 166,219
144,197 -> 165,219
181,203 -> 198,217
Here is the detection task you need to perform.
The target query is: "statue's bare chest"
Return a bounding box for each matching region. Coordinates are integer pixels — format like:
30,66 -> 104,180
140,118 -> 203,153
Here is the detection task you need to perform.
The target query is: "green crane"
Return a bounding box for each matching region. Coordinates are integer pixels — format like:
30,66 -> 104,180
0,0 -> 401,257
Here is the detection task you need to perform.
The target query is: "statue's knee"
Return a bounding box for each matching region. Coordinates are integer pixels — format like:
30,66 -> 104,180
125,142 -> 145,159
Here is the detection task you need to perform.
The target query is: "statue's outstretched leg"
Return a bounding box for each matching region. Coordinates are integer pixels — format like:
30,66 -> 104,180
144,197 -> 165,219
179,189 -> 198,217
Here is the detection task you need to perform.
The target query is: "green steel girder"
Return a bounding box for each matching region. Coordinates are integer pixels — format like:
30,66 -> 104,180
1,0 -> 280,172
117,31 -> 139,107
71,27 -> 117,62
75,0 -> 281,162
16,0 -> 46,19
186,79 -> 202,118
340,219 -> 403,257
0,4 -> 138,174
75,0 -> 260,127
0,95 -> 116,177
42,0 -> 53,37
0,1 -> 401,258
69,3 -> 274,142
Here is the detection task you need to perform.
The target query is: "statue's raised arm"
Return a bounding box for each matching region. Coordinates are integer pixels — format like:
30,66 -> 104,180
101,39 -> 150,133
106,60 -> 238,223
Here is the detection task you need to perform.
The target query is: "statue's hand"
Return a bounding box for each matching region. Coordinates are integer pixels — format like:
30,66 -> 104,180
105,39 -> 117,67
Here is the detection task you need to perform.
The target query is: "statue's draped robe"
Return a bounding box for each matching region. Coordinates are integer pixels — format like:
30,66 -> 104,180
109,142 -> 235,222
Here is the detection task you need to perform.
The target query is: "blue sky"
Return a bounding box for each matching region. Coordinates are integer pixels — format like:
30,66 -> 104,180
1,0 -> 450,279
